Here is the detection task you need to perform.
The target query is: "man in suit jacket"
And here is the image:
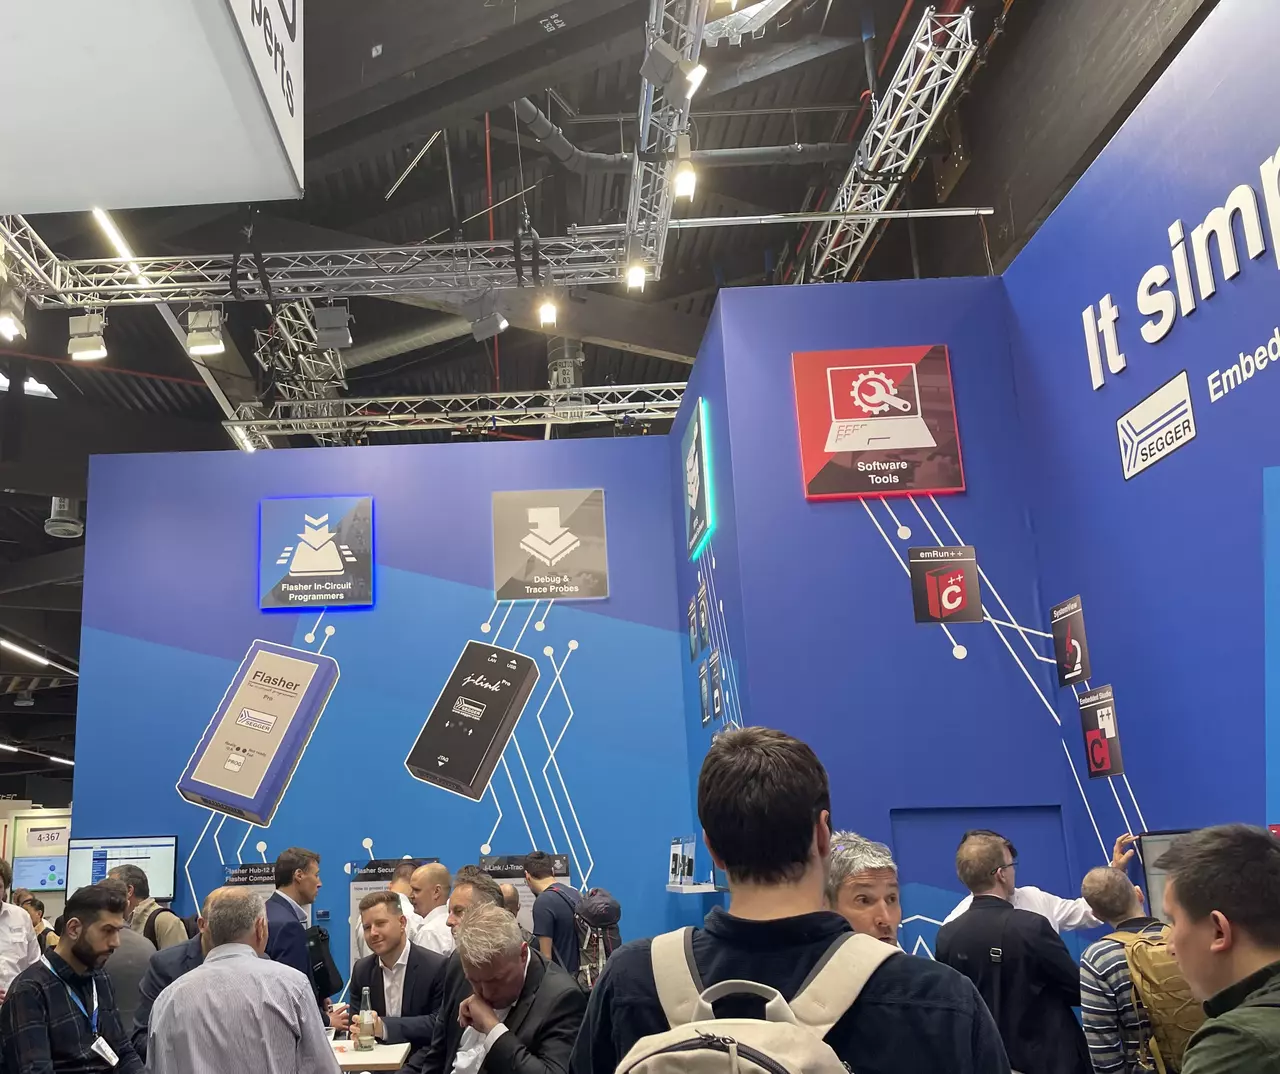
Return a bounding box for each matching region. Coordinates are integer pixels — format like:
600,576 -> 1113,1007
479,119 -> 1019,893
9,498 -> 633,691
330,891 -> 447,1048
936,833 -> 1089,1074
265,847 -> 321,980
409,903 -> 586,1074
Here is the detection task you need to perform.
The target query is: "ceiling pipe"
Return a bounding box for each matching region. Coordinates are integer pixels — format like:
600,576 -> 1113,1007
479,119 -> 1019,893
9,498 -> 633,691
513,98 -> 855,173
342,316 -> 473,370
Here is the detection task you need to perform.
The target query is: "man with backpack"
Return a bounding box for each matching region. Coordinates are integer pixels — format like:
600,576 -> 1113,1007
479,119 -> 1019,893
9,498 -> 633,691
570,727 -> 1009,1074
525,851 -> 581,976
108,864 -> 189,949
1079,865 -> 1199,1073
1157,825 -> 1280,1074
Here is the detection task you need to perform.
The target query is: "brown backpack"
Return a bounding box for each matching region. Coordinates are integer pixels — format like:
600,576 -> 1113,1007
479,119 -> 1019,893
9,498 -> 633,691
1107,928 -> 1206,1073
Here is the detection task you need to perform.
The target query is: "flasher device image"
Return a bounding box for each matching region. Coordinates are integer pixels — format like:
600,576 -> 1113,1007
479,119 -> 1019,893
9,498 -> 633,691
177,640 -> 340,825
405,641 -> 540,801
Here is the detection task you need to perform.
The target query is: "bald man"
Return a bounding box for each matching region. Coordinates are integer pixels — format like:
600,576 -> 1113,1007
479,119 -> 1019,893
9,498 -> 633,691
409,864 -> 453,955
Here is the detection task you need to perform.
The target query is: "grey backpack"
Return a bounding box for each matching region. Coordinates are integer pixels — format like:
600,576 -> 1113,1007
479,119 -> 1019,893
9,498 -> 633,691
617,928 -> 900,1074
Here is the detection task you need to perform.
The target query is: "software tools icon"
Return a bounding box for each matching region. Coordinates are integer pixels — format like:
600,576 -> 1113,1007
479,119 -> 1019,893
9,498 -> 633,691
824,364 -> 938,453
520,507 -> 581,567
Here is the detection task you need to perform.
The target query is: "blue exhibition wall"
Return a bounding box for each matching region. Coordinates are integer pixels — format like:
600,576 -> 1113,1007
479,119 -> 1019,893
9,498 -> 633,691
705,279 -> 1114,953
76,436 -> 698,967
1004,0 -> 1280,830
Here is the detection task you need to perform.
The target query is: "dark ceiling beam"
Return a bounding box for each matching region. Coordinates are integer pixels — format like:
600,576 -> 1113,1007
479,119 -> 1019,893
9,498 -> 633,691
306,2 -> 647,179
0,587 -> 82,613
699,35 -> 862,99
0,396 -> 228,499
0,547 -> 83,595
0,609 -> 80,662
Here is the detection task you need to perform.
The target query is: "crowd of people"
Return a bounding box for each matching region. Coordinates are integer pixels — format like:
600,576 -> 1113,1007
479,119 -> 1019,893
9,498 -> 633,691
0,726 -> 1275,1073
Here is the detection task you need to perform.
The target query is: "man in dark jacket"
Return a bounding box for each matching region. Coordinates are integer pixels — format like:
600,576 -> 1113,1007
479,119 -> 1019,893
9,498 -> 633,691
1157,825 -> 1280,1074
409,903 -> 585,1074
330,891 -> 447,1048
571,728 -> 1009,1074
936,832 -> 1089,1074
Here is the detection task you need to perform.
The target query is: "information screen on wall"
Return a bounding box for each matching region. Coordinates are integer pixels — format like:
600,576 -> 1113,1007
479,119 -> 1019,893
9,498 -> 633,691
792,345 -> 965,500
682,399 -> 715,560
492,490 -> 609,601
259,496 -> 374,610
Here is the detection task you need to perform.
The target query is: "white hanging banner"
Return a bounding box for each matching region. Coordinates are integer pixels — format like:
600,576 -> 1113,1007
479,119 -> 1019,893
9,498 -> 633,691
225,0 -> 305,187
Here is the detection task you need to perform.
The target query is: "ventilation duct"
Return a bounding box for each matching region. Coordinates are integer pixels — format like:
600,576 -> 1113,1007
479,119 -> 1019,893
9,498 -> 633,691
45,498 -> 83,539
513,99 -> 853,174
341,316 -> 473,370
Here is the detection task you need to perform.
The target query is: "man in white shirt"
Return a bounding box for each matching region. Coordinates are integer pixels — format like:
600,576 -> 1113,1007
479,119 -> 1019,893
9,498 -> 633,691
410,863 -> 454,955
354,861 -> 429,961
147,886 -> 338,1074
333,890 -> 447,1050
0,857 -> 40,1002
944,830 -> 1137,932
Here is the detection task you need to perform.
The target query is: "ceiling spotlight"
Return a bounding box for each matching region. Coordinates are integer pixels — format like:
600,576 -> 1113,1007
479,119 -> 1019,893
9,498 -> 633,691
0,283 -> 26,342
538,297 -> 558,329
186,307 -> 225,357
229,426 -> 258,454
13,691 -> 33,709
625,236 -> 647,292
641,38 -> 708,101
673,134 -> 697,200
314,303 -> 353,349
67,311 -> 108,361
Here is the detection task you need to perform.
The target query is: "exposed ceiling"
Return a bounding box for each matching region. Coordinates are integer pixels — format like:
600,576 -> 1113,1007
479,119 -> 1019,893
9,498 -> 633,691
0,0 -> 1217,798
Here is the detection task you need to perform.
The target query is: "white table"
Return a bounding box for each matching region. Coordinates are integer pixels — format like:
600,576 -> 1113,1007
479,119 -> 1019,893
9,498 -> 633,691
330,1040 -> 412,1071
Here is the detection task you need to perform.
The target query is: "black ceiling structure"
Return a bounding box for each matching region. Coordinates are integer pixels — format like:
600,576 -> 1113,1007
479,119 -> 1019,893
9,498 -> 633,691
0,0 -> 1217,798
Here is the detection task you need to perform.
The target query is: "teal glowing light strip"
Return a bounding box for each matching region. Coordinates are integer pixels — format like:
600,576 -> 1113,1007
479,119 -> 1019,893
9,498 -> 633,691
691,397 -> 717,561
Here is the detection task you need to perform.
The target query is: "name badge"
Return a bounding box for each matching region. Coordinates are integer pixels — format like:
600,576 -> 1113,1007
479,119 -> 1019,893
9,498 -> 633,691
90,1036 -> 119,1068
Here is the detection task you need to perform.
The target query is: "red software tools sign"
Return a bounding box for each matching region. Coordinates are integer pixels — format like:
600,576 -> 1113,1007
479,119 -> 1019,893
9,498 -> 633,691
792,344 -> 965,500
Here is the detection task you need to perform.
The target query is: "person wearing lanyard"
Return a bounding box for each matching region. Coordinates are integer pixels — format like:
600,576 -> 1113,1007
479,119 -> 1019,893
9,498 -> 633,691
0,882 -> 143,1073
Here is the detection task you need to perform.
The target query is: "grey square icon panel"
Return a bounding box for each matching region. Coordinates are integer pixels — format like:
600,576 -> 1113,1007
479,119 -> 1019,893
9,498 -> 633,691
492,489 -> 609,601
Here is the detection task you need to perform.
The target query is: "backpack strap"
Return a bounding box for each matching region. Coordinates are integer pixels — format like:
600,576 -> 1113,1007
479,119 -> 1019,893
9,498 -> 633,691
650,928 -> 704,1030
788,933 -> 901,1038
142,906 -> 174,948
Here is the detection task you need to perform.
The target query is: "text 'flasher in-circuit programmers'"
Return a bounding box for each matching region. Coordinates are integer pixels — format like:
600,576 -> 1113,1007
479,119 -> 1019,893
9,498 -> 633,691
405,641 -> 540,801
177,640 -> 340,825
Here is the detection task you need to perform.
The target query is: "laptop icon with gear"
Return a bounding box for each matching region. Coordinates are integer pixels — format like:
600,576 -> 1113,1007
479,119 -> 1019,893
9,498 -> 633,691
824,363 -> 937,453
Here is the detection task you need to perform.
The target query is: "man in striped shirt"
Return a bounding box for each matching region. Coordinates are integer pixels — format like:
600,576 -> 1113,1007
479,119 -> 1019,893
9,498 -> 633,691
1079,866 -> 1165,1073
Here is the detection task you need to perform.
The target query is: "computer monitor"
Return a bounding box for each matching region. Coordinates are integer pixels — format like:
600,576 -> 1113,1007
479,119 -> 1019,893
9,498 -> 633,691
65,836 -> 178,901
1136,829 -> 1193,924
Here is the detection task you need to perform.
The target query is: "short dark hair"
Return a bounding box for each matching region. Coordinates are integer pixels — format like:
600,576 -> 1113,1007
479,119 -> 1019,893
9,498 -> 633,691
956,833 -> 1009,893
107,863 -> 149,899
524,851 -> 554,880
960,829 -> 1017,858
698,727 -> 831,885
64,883 -> 127,930
274,847 -> 320,889
454,865 -> 486,886
0,858 -> 11,891
392,861 -> 418,883
458,873 -> 505,909
1156,824 -> 1280,946
28,898 -> 44,915
359,890 -> 403,915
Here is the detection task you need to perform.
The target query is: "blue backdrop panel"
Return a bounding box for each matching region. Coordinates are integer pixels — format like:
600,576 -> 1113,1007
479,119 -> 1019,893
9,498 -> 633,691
691,278 -> 1120,935
77,437 -> 696,967
1004,0 -> 1280,829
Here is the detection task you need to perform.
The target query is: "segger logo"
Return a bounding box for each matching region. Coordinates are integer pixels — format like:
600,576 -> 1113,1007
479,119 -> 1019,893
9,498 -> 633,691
1116,371 -> 1197,480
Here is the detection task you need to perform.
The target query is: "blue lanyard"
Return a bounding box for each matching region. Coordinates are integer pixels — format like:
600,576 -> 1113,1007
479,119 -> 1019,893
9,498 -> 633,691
41,957 -> 98,1035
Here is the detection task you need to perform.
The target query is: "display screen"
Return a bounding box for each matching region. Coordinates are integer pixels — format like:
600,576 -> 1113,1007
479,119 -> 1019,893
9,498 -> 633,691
66,836 -> 178,900
1137,830 -> 1192,924
13,854 -> 67,892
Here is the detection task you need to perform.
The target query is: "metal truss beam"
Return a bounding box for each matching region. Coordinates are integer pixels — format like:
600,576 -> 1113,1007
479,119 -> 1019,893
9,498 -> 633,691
803,7 -> 977,284
228,383 -> 686,438
0,224 -> 631,307
627,0 -> 713,278
251,299 -> 349,448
